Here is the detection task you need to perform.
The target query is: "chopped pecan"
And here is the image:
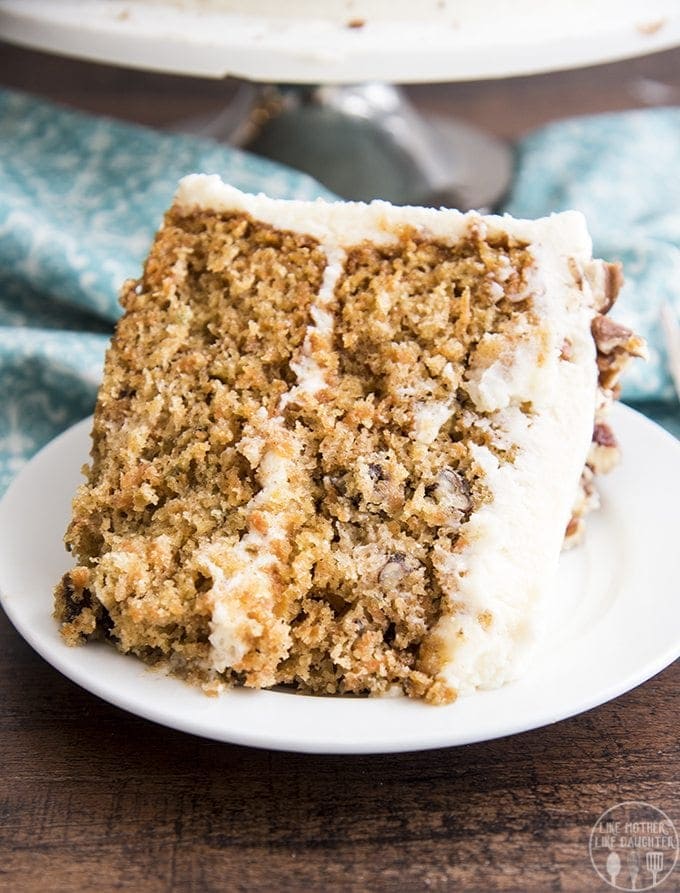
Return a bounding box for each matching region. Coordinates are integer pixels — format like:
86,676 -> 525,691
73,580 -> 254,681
601,262 -> 624,313
592,315 -> 635,354
592,422 -> 617,448
565,516 -> 582,542
592,315 -> 646,360
597,350 -> 636,390
54,568 -> 110,643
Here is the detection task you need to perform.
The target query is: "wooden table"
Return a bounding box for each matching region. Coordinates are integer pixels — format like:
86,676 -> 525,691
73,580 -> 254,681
1,42 -> 678,893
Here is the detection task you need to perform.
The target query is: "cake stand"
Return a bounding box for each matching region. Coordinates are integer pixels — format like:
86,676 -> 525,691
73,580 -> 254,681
2,0 -> 680,208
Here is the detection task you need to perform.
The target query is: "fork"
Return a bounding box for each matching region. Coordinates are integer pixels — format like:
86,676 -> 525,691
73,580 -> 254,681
660,302 -> 680,402
646,850 -> 664,887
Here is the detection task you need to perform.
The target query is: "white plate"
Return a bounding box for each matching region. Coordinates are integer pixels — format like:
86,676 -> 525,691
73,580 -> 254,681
0,404 -> 678,754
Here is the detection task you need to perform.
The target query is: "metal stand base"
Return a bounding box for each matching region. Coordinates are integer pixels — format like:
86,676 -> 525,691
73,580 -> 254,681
181,82 -> 513,211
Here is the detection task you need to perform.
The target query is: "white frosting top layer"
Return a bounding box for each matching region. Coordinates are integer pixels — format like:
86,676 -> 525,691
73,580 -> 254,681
177,175 -> 601,694
175,174 -> 593,260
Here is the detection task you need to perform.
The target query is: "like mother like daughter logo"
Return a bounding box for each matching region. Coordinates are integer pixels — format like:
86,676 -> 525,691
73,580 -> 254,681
589,802 -> 678,890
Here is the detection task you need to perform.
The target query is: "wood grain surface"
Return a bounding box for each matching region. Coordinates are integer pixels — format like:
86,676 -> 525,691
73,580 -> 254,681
0,41 -> 679,893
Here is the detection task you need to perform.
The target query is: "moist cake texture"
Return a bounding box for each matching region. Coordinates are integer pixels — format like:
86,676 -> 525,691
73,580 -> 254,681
55,175 -> 645,704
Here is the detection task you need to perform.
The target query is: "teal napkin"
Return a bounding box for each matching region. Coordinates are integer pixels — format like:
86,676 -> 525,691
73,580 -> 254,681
0,89 -> 677,494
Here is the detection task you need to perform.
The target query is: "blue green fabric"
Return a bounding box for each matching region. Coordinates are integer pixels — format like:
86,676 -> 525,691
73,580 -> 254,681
0,89 -> 678,494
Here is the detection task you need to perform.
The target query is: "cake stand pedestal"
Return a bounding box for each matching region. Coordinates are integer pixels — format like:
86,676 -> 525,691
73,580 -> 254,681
183,82 -> 512,210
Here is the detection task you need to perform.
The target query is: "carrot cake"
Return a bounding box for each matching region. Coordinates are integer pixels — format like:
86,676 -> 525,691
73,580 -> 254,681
54,175 -> 645,704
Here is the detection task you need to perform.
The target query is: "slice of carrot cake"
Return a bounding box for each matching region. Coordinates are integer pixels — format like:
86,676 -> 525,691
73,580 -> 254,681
54,175 -> 645,704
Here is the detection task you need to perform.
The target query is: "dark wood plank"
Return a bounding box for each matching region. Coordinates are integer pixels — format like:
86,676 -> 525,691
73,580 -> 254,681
1,608 -> 677,892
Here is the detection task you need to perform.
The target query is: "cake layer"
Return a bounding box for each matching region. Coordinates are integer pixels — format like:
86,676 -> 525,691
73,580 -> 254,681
55,176 -> 644,703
